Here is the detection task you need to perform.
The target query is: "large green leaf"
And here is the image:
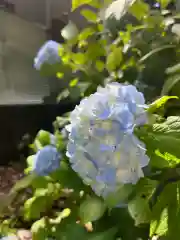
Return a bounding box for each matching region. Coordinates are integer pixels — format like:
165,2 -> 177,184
137,116 -> 180,168
150,182 -> 180,239
128,196 -> 151,225
79,196 -> 106,223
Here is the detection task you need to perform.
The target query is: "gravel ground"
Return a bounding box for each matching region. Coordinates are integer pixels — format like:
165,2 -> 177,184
0,164 -> 24,195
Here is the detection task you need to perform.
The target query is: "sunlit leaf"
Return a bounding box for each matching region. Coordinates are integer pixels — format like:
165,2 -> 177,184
61,21 -> 79,40
148,96 -> 178,113
106,47 -> 123,72
79,196 -> 106,223
81,9 -> 97,22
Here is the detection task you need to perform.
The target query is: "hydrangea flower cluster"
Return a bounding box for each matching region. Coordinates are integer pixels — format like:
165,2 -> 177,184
32,145 -> 61,176
66,82 -> 150,198
34,40 -> 61,70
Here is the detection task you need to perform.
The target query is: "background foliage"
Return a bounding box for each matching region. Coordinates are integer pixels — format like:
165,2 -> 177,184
1,0 -> 180,239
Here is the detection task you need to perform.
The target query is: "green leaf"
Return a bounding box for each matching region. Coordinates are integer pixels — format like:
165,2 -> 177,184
105,184 -> 133,208
127,179 -> 157,226
26,155 -> 34,168
11,174 -> 36,193
61,21 -> 79,40
24,195 -> 52,220
106,47 -> 123,72
31,218 -> 49,240
139,45 -> 175,64
79,196 -> 106,223
50,161 -> 85,191
95,60 -> 105,72
137,116 -> 180,168
148,96 -> 178,113
55,222 -> 89,239
88,227 -> 118,240
166,63 -> 180,75
129,0 -> 149,20
78,27 -> 95,41
49,208 -> 71,226
57,89 -> 70,102
72,0 -> 101,10
35,130 -> 52,147
38,62 -> 60,77
150,208 -> 168,237
73,53 -> 86,65
128,196 -> 151,225
69,78 -> 79,87
81,9 -> 97,22
157,0 -> 172,8
161,74 -> 180,96
150,182 -> 180,239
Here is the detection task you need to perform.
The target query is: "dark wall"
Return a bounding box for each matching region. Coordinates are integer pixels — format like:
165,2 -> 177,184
0,101 -> 77,165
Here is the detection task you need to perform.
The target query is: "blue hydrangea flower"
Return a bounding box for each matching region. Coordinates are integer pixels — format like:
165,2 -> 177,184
66,82 -> 149,198
34,40 -> 61,70
153,2 -> 160,8
32,145 -> 61,176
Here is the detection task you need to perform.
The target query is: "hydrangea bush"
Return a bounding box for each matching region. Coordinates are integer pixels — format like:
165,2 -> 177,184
1,0 -> 180,240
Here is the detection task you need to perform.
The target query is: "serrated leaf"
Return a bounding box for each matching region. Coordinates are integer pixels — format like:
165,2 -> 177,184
148,96 -> 178,113
137,116 -> 180,168
79,197 -> 106,223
